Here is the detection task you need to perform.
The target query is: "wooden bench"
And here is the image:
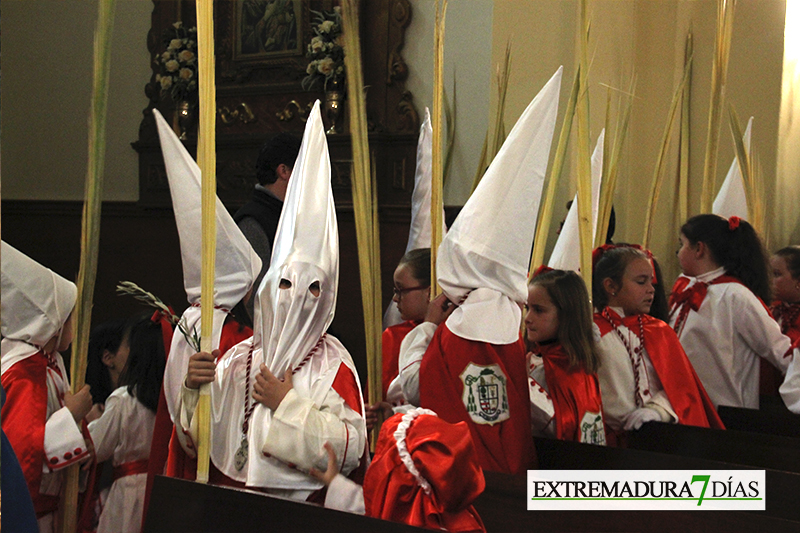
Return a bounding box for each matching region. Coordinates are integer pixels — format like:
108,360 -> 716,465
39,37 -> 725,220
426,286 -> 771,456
627,421 -> 800,473
143,476 -> 427,533
718,403 -> 800,439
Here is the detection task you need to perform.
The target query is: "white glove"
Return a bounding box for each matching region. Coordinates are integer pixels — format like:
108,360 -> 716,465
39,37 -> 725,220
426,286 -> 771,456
622,407 -> 661,431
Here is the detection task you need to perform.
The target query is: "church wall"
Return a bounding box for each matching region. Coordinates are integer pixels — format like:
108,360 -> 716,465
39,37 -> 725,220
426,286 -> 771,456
491,0 -> 787,283
1,0 -> 152,202
404,0 -> 494,206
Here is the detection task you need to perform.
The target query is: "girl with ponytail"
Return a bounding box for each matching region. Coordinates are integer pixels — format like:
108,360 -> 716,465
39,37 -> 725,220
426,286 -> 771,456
670,214 -> 792,409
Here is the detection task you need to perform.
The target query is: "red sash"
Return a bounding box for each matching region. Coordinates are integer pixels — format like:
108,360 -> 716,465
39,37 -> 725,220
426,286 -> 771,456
771,301 -> 800,342
595,310 -> 724,431
381,320 -> 419,398
113,458 -> 149,482
419,324 -> 534,475
536,343 -> 604,442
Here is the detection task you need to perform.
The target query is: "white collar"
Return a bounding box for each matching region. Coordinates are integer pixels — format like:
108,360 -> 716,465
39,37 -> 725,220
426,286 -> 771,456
695,266 -> 726,283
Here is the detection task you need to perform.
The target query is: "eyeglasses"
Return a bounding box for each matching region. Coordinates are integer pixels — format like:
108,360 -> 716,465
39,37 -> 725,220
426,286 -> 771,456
392,285 -> 428,298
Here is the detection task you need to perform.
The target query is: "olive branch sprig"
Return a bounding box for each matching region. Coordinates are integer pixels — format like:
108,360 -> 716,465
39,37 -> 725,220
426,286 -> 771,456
116,281 -> 201,352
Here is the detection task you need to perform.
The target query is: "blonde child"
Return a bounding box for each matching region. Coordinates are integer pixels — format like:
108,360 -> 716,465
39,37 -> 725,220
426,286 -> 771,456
593,245 -> 722,446
670,215 -> 792,408
524,268 -> 605,444
0,242 -> 92,532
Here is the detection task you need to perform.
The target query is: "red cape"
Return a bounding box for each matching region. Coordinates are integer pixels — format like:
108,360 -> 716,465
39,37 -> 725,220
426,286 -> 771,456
1,352 -> 59,516
536,343 -> 605,443
364,413 -> 485,533
419,324 -> 534,474
381,320 -> 418,398
595,310 -> 724,431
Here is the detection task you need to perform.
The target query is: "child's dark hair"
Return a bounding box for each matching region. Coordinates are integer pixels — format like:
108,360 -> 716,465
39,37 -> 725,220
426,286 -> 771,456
775,246 -> 800,280
399,248 -> 431,287
592,246 -> 650,310
118,313 -> 166,413
681,214 -> 771,303
86,318 -> 127,404
255,133 -> 302,185
649,257 -> 669,323
529,269 -> 600,373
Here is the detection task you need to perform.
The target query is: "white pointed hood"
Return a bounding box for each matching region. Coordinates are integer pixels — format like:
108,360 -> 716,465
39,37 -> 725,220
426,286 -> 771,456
438,67 -> 562,344
153,108 -> 262,422
256,100 -> 338,376
548,128 -> 605,271
154,109 -> 262,308
1,241 -> 77,374
384,107 -> 445,329
713,116 -> 752,220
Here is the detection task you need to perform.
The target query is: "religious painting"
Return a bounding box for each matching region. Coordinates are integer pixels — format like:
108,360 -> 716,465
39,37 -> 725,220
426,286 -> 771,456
235,0 -> 304,60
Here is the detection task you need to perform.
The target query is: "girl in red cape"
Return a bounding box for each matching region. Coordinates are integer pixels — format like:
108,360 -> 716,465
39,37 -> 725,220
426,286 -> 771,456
592,245 -> 723,446
770,246 -> 800,343
670,215 -> 791,408
383,248 -> 431,400
525,268 -> 606,444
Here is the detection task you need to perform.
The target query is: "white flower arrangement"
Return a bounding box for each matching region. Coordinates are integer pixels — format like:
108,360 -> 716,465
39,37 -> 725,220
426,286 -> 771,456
302,7 -> 345,92
156,22 -> 198,102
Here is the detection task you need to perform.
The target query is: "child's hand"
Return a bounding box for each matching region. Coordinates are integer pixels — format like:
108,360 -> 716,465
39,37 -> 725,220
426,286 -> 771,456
309,442 -> 339,486
85,403 -> 104,424
185,350 -> 219,389
425,293 -> 457,325
253,365 -> 293,411
64,384 -> 93,422
365,401 -> 392,432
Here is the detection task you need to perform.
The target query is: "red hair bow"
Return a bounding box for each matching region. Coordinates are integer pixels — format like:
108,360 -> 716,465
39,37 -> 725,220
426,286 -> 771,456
728,216 -> 740,231
531,265 -> 554,279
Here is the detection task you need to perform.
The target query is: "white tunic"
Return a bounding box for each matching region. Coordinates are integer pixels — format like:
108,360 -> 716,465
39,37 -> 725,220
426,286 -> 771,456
596,309 -> 677,432
179,335 -> 366,500
671,268 -> 792,408
88,386 -> 156,533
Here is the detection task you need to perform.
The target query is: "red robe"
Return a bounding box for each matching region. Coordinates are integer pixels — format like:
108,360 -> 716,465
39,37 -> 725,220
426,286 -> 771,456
1,352 -> 58,516
594,310 -> 724,434
419,323 -> 534,474
534,343 -> 605,443
381,320 -> 418,398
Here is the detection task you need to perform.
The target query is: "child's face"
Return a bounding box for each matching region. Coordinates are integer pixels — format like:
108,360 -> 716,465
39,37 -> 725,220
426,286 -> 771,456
677,233 -> 700,276
524,284 -> 559,344
607,258 -> 655,316
392,263 -> 430,322
771,255 -> 800,303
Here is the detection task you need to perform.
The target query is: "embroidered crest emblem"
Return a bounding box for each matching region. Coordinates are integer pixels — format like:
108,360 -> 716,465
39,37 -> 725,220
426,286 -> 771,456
579,411 -> 606,445
460,363 -> 510,425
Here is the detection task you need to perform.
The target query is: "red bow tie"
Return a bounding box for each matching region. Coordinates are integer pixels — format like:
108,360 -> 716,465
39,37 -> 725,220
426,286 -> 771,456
669,277 -> 708,312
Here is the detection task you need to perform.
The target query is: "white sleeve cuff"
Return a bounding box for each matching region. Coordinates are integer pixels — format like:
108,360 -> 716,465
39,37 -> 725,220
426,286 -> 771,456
324,474 -> 366,514
44,407 -> 90,471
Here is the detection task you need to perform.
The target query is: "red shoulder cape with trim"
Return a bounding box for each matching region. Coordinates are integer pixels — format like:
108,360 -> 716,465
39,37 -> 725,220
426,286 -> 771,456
595,311 -> 724,430
536,343 -> 605,442
381,320 -> 418,398
419,323 -> 534,474
0,351 -> 59,516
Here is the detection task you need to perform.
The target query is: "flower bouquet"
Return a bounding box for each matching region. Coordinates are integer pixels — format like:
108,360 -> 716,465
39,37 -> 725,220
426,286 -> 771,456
302,7 -> 345,92
156,22 -> 198,103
